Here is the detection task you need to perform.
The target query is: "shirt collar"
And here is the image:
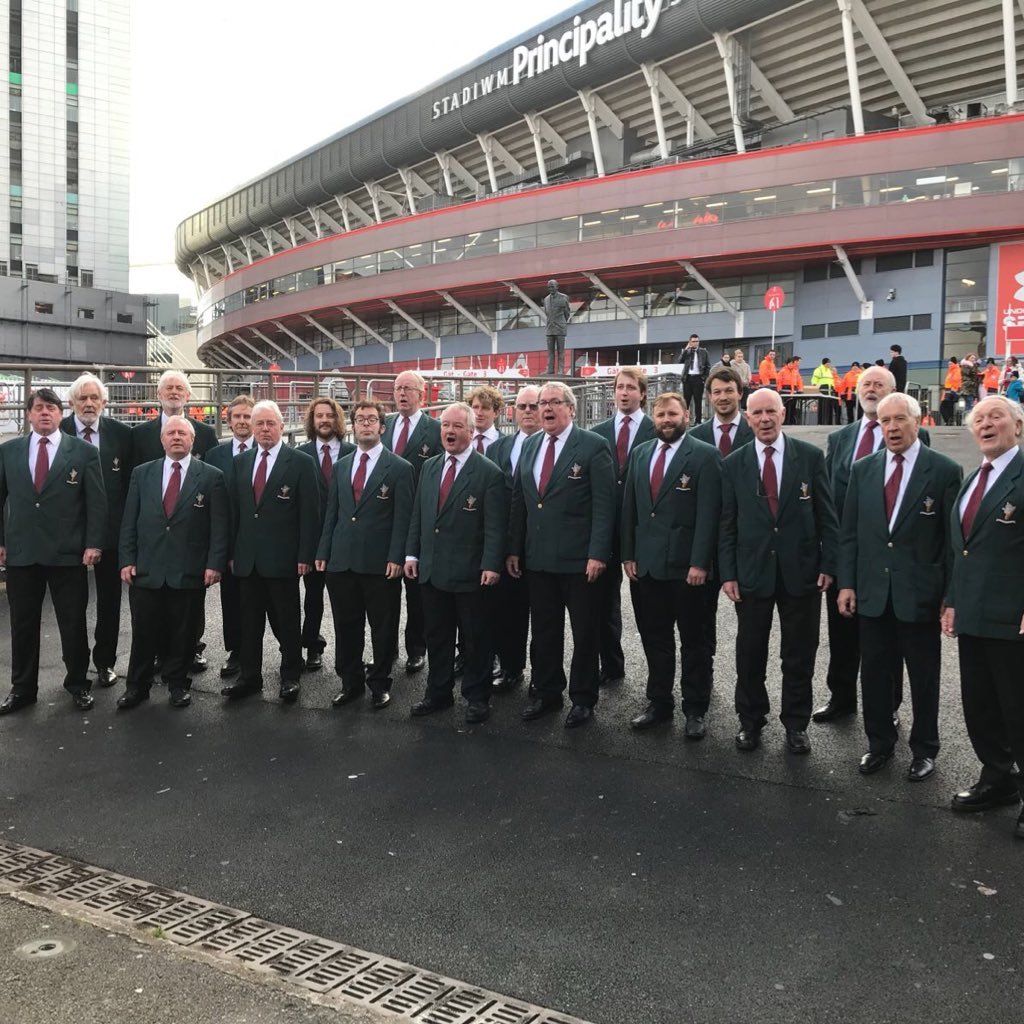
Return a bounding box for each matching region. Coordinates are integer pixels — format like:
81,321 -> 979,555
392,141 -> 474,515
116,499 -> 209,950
74,415 -> 97,435
886,438 -> 920,466
257,440 -> 283,458
755,434 -> 785,458
545,423 -> 573,445
615,409 -> 641,428
165,454 -> 191,473
984,446 -> 1019,473
714,413 -> 742,429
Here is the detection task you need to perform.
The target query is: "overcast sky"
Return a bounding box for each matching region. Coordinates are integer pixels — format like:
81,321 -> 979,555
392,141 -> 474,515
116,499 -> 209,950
128,0 -> 560,302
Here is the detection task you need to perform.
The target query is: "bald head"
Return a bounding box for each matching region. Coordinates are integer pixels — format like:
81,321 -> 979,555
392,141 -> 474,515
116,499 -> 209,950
745,387 -> 785,444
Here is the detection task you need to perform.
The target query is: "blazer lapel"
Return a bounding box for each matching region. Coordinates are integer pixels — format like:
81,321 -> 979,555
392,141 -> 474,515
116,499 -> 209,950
892,452 -> 932,535
654,440 -> 691,506
969,452 -> 1024,539
170,460 -> 202,519
42,433 -> 73,492
544,428 -> 579,494
357,450 -> 390,509
258,447 -> 288,507
776,439 -> 800,516
442,453 -> 477,514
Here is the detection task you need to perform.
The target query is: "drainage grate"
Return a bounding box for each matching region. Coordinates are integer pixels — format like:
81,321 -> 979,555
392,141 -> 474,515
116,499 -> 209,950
0,840 -> 595,1024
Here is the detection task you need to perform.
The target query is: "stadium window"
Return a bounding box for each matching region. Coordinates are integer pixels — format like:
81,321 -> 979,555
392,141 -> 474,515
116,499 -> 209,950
116,312 -> 133,324
34,301 -> 54,314
873,315 -> 911,333
874,251 -> 937,273
803,266 -> 827,283
80,269 -> 93,286
827,320 -> 860,337
912,313 -> 932,330
801,323 -> 826,339
77,307 -> 94,320
914,250 -> 935,267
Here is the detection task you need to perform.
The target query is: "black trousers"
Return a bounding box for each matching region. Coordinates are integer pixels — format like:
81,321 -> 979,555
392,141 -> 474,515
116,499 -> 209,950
238,574 -> 303,688
528,570 -> 601,708
90,552 -> 123,670
859,608 -> 940,758
301,568 -> 328,653
631,575 -> 714,716
545,335 -> 564,375
597,561 -> 626,679
325,571 -> 400,695
5,564 -> 90,697
125,585 -> 203,694
844,398 -> 859,423
959,634 -> 1024,796
422,582 -> 494,704
219,565 -> 241,654
734,588 -> 820,731
402,574 -> 426,659
683,375 -> 704,424
494,569 -> 529,676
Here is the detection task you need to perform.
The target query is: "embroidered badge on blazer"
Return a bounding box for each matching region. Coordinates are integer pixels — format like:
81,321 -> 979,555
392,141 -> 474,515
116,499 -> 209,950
66,468 -> 79,485
799,482 -> 811,500
193,493 -> 206,509
376,483 -> 391,500
568,462 -> 584,480
675,474 -> 692,492
997,501 -> 1017,525
419,443 -> 431,458
920,496 -> 936,516
277,485 -> 291,500
463,494 -> 478,512
111,457 -> 121,472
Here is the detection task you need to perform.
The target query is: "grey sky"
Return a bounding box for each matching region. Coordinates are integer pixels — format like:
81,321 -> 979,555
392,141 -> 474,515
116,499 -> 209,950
129,0 -> 559,301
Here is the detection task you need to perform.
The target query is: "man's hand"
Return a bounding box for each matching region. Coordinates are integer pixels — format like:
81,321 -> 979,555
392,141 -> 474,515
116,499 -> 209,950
722,580 -> 741,603
404,560 -> 418,580
941,606 -> 957,638
297,563 -> 311,576
585,559 -> 606,583
623,560 -> 638,581
686,566 -> 708,586
480,570 -> 499,586
0,546 -> 6,567
315,559 -> 326,572
837,588 -> 857,617
386,562 -> 403,579
120,565 -> 136,585
506,555 -> 521,579
817,573 -> 833,591
83,548 -> 102,566
204,569 -> 222,587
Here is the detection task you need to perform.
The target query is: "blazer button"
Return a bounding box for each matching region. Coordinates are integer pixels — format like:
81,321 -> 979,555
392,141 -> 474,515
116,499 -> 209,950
254,513 -> 259,519
166,526 -> 170,532
650,512 -> 656,518
887,542 -> 893,548
962,549 -> 968,556
537,502 -> 543,509
351,516 -> 357,522
773,527 -> 779,533
434,528 -> 440,534
35,502 -> 41,508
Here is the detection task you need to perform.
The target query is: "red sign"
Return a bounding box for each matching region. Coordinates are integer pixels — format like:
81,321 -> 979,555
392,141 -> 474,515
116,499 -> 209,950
692,212 -> 719,226
763,286 -> 785,312
995,241 -> 1024,358
121,370 -> 135,380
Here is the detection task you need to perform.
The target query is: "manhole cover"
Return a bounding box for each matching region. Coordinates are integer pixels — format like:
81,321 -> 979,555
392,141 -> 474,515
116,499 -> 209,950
15,938 -> 71,960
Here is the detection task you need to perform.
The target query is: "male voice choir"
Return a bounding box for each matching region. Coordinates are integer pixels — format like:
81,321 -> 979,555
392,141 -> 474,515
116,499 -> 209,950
1,367 -> 1022,840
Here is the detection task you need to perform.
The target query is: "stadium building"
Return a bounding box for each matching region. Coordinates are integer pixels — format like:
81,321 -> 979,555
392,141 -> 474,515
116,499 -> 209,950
177,0 -> 1024,385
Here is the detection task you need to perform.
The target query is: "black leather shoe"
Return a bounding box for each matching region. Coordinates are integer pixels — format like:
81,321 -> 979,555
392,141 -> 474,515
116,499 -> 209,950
858,750 -> 893,775
331,686 -> 365,707
465,701 -> 490,724
786,729 -> 811,755
684,714 -> 707,740
453,654 -> 465,677
951,781 -> 1021,812
908,757 -> 935,782
96,667 -> 118,687
304,651 -> 323,672
0,693 -> 37,715
72,691 -> 95,711
564,704 -> 593,728
278,681 -> 300,702
371,692 -> 391,710
811,700 -> 856,723
220,653 -> 241,679
735,727 -> 761,751
405,655 -> 426,674
168,690 -> 191,708
116,689 -> 149,710
1015,809 -> 1024,840
493,671 -> 524,693
630,704 -> 673,730
520,697 -> 563,721
598,673 -> 625,687
221,682 -> 260,699
410,696 -> 454,717
190,654 -> 208,674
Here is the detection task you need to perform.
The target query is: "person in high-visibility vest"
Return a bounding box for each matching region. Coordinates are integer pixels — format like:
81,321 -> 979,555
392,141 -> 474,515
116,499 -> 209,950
839,362 -> 863,422
980,358 -> 1002,397
811,357 -> 838,425
778,356 -> 804,424
758,350 -> 779,390
940,356 -> 962,425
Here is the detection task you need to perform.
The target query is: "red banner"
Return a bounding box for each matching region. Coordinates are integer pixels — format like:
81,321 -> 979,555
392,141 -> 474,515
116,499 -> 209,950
995,241 -> 1024,359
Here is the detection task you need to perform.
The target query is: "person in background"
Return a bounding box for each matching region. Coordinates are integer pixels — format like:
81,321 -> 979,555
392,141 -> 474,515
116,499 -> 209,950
778,356 -> 804,425
758,350 -> 778,391
1006,371 -> 1023,403
980,358 -> 1002,399
940,357 -> 962,425
960,353 -> 980,413
732,349 -> 752,407
811,357 -> 838,426
888,345 -> 908,393
1001,355 -> 1020,392
840,362 -> 863,423
682,334 -> 711,424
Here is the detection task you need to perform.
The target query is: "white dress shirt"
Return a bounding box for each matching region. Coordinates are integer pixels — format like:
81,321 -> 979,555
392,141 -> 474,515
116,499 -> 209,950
712,414 -> 743,450
648,435 -> 683,477
251,440 -> 283,483
473,426 -> 501,453
614,410 -> 642,455
958,445 -> 1019,519
687,348 -> 702,375
162,454 -> 191,500
393,409 -> 422,439
28,430 -> 59,478
317,437 -> 342,463
74,416 -> 100,448
232,436 -> 251,457
755,434 -> 786,490
351,442 -> 384,482
509,431 -> 534,474
884,439 -> 921,531
533,424 -> 573,489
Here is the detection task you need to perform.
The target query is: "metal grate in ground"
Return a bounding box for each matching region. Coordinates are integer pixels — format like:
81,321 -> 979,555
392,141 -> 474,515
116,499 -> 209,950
0,839 -> 591,1024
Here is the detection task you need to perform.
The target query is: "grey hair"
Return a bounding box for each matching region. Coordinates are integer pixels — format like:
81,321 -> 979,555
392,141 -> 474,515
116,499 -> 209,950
157,369 -> 191,396
515,384 -> 541,402
540,380 -> 576,413
160,414 -> 195,438
965,394 -> 1024,431
857,366 -> 896,393
251,399 -> 284,422
441,401 -> 473,425
877,392 -> 921,420
68,372 -> 108,402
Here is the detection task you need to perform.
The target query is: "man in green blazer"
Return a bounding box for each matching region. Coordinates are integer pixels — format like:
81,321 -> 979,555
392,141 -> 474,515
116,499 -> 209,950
0,388 -> 107,714
719,387 -> 839,754
406,403 -> 507,724
117,416 -> 229,709
507,381 -> 616,728
621,392 -> 722,737
942,396 -> 1024,839
382,370 -> 442,674
589,367 -> 656,686
316,400 -> 414,710
223,400 -> 321,703
60,372 -> 134,687
838,393 -> 961,781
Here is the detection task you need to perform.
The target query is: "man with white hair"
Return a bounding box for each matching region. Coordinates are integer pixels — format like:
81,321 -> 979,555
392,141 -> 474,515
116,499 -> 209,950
60,372 -> 134,687
222,400 -> 321,703
838,393 -> 961,781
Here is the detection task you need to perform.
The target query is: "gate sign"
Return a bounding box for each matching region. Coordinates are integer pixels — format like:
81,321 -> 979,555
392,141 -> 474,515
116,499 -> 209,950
121,370 -> 135,380
995,241 -> 1024,358
763,286 -> 785,312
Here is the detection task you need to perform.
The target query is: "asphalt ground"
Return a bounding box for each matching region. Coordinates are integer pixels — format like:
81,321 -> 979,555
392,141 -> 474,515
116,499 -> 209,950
0,426 -> 1021,1024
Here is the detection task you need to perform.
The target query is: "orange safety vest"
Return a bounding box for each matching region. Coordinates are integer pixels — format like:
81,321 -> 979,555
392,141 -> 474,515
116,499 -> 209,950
983,365 -> 1001,391
944,364 -> 962,392
759,357 -> 778,386
840,367 -> 862,399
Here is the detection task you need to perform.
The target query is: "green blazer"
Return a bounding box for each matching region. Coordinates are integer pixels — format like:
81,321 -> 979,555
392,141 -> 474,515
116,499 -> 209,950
590,414 -> 656,483
230,444 -> 321,577
0,432 -> 107,566
719,434 -> 839,598
118,458 -> 229,589
132,415 -> 219,468
838,444 -> 962,622
509,425 -> 616,572
487,431 -> 525,498
407,450 -> 507,592
382,412 -> 442,483
297,438 -> 356,514
947,448 -> 1024,640
60,414 -> 133,551
621,434 -> 722,579
688,417 -> 755,450
317,447 -> 414,573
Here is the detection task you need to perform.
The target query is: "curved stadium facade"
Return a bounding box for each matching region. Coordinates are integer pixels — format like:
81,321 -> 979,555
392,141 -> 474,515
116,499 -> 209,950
177,0 -> 1024,382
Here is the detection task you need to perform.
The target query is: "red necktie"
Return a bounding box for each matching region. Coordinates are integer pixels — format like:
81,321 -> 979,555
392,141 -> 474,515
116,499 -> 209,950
437,455 -> 457,512
475,434 -> 486,454
394,416 -> 411,457
762,445 -> 779,519
163,460 -> 182,518
650,442 -> 670,500
719,422 -> 733,456
238,442 -> 247,453
884,453 -> 905,523
34,436 -> 50,493
961,461 -> 993,538
854,420 -> 878,461
352,452 -> 369,502
537,435 -> 557,497
83,426 -> 94,444
616,416 -> 631,469
320,443 -> 332,485
253,449 -> 269,504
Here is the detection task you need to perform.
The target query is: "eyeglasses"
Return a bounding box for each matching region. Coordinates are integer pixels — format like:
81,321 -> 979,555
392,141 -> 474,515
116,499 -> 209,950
353,416 -> 380,426
537,398 -> 566,408
515,402 -> 539,411
394,385 -> 422,394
